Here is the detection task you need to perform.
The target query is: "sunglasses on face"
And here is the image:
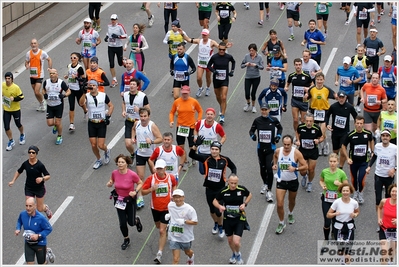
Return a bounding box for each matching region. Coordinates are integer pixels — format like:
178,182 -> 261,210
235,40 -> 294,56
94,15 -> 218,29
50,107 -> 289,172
219,49 -> 226,51
71,57 -> 77,59
28,151 -> 36,154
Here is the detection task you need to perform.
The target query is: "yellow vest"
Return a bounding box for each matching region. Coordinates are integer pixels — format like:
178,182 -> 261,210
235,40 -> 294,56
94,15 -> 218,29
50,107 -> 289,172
380,111 -> 397,139
168,30 -> 184,56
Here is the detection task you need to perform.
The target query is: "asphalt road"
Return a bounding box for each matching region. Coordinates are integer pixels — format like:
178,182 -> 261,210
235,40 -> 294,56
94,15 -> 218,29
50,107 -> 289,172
2,2 -> 396,265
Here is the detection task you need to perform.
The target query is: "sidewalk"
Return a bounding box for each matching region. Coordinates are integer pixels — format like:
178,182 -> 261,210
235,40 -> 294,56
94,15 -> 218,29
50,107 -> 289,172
3,3 -> 88,74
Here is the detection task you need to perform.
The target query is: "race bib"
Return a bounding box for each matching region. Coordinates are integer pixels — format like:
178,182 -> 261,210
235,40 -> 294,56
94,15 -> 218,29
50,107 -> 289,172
366,48 -> 376,57
30,67 -> 38,77
126,108 -> 135,114
109,38 -> 116,46
383,120 -> 394,130
48,93 -> 58,101
382,77 -> 394,87
165,2 -> 173,9
165,164 -> 174,172
378,156 -> 391,167
309,44 -> 318,54
314,110 -> 325,121
226,205 -> 240,218
268,99 -> 280,111
155,183 -> 168,197
198,56 -> 208,66
270,69 -> 282,79
2,96 -> 11,108
293,86 -> 305,97
131,42 -> 139,49
301,139 -> 315,149
353,144 -> 367,156
208,168 -> 222,182
219,10 -> 229,18
68,77 -> 76,83
318,3 -> 327,12
384,229 -> 397,241
358,11 -> 367,20
325,190 -> 338,203
340,76 -> 351,87
216,69 -> 226,80
114,200 -> 127,210
139,142 -> 150,149
83,40 -> 92,48
334,115 -> 347,129
177,126 -> 190,137
174,71 -> 185,81
201,2 -> 209,7
92,113 -> 102,119
259,130 -> 272,143
279,160 -> 291,171
171,223 -> 184,237
367,95 -> 377,106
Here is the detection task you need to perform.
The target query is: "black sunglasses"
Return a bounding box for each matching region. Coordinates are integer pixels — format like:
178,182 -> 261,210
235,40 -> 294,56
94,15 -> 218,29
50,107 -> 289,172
28,151 -> 36,154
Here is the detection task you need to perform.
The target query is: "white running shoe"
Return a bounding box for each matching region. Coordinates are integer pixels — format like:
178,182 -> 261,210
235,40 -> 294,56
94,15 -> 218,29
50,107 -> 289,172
243,103 -> 250,112
252,106 -> 257,113
266,190 -> 274,202
69,123 -> 75,131
260,184 -> 267,194
218,228 -> 225,238
148,15 -> 154,27
46,247 -> 55,263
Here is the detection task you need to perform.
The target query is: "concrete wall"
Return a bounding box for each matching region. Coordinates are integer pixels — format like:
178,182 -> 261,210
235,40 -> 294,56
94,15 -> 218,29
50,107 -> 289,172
2,2 -> 56,38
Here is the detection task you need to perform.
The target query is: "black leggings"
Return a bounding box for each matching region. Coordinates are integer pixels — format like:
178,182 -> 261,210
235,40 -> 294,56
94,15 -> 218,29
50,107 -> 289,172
108,46 -> 124,69
257,148 -> 274,189
115,199 -> 137,237
3,110 -> 22,131
321,194 -> 333,228
68,89 -> 84,111
88,3 -> 101,20
164,9 -> 178,33
244,77 -> 261,102
218,23 -> 232,41
374,174 -> 394,205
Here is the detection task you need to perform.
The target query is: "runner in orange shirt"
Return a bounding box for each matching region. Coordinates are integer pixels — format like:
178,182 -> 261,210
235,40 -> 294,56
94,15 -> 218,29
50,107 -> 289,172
141,159 -> 177,264
169,85 -> 203,170
360,73 -> 388,133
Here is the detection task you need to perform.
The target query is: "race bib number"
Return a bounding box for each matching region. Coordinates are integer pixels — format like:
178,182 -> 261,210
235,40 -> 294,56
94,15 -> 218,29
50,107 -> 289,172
219,10 -> 229,18
92,113 -> 102,119
174,71 -> 185,81
139,142 -> 150,149
382,77 -> 394,87
293,86 -> 305,97
314,110 -> 325,121
318,3 -> 327,12
378,156 -> 391,167
177,126 -> 190,137
383,120 -> 394,130
131,42 -> 139,49
68,77 -> 76,83
2,96 -> 11,108
30,67 -> 38,77
171,223 -> 184,237
268,99 -> 280,111
208,168 -> 222,182
279,161 -> 291,171
216,69 -> 226,80
198,56 -> 208,66
202,139 -> 212,146
367,95 -> 377,106
270,70 -> 282,79
340,76 -> 351,87
325,190 -> 338,203
259,130 -> 272,143
384,229 -> 397,241
353,144 -> 367,156
366,48 -> 376,57
358,11 -> 367,20
301,139 -> 315,149
309,44 -> 318,54
165,164 -> 174,172
48,93 -> 58,101
114,200 -> 126,210
155,183 -> 168,197
126,108 -> 135,114
226,205 -> 240,218
109,38 -> 116,46
201,2 -> 209,7
83,40 -> 92,48
334,115 -> 347,129
165,2 -> 173,9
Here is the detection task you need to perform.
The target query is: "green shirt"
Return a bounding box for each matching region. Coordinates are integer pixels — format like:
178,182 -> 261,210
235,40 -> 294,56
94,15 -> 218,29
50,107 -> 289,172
315,2 -> 332,14
198,2 -> 213,12
320,168 -> 347,198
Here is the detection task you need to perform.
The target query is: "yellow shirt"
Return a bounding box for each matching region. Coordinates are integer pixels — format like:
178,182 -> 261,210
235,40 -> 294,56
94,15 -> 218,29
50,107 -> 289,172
2,82 -> 24,112
309,86 -> 335,111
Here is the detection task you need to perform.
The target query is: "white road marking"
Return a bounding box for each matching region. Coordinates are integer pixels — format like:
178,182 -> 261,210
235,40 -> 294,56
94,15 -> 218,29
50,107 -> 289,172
15,196 -> 74,265
246,204 -> 275,265
322,47 -> 337,76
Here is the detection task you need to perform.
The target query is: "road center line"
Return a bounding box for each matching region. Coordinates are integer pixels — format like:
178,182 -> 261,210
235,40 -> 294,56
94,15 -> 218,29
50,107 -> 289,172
15,196 -> 74,265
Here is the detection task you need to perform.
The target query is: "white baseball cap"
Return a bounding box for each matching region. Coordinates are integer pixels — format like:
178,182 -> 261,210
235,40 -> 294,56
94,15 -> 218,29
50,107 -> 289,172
343,56 -> 351,64
384,55 -> 392,62
172,189 -> 185,196
155,159 -> 166,169
84,18 -> 92,23
110,14 -> 118,20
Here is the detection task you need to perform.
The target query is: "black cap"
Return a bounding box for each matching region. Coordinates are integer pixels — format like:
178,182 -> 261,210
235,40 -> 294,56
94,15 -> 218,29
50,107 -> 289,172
272,45 -> 281,52
338,91 -> 347,97
172,20 -> 180,28
5,72 -> 13,80
90,56 -> 99,63
28,145 -> 39,154
260,103 -> 269,109
210,141 -> 222,151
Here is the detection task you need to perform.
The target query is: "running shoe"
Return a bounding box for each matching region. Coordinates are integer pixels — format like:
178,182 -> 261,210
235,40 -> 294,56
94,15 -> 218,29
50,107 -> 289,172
306,182 -> 313,192
353,191 -> 359,202
212,223 -> 218,234
324,32 -> 328,39
236,252 -> 244,265
104,148 -> 111,164
318,144 -> 324,156
218,228 -> 225,238
358,192 -> 364,204
55,136 -> 63,145
148,15 -> 154,27
136,216 -> 143,232
288,214 -> 295,224
279,3 -> 284,10
141,4 -> 146,10
52,126 -> 57,134
252,106 -> 257,113
83,112 -> 88,120
205,87 -> 210,96
19,134 -> 26,145
192,159 -> 197,166
288,35 -> 295,41
93,159 -> 103,169
323,142 -> 330,156
298,21 -> 302,27
182,161 -> 189,171
6,139 -> 15,151
92,20 -> 97,28
244,2 -> 249,9
376,226 -> 380,232
69,123 -> 75,131
121,238 -> 130,250
229,253 -> 237,264
258,20 -> 263,25
266,190 -> 274,202
46,247 -> 55,263
196,87 -> 204,97
96,26 -> 101,32
137,197 -> 145,208
260,184 -> 267,194
45,204 -> 53,219
243,103 -> 250,112
301,174 -> 307,188
345,20 -> 349,25
275,222 -> 286,234
266,14 -> 269,20
370,20 -> 375,26
154,252 -> 162,264
37,101 -> 46,112
380,9 -> 384,15
187,257 -> 194,265
219,115 -> 225,124
110,80 -> 118,88
377,15 -> 381,23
